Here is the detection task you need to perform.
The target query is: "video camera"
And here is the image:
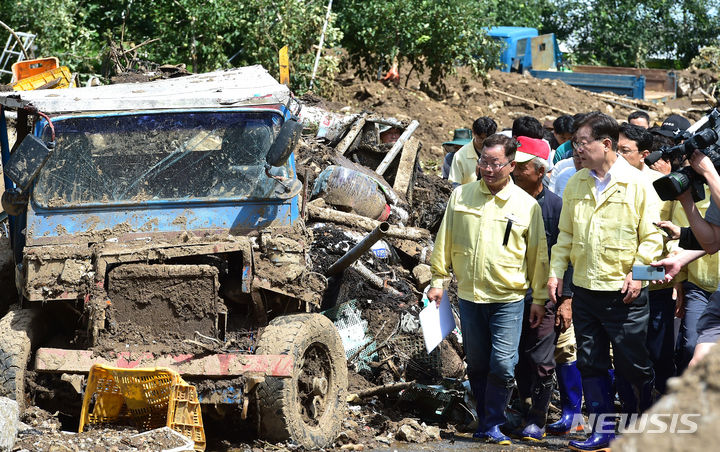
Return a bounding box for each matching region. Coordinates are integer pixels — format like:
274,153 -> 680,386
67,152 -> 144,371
645,108 -> 720,201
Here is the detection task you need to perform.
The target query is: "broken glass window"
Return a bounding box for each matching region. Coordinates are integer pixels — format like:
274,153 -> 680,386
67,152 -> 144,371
33,111 -> 288,207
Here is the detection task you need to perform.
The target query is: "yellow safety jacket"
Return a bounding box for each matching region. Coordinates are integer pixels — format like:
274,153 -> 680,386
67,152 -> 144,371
550,157 -> 663,291
448,141 -> 479,185
430,178 -> 549,305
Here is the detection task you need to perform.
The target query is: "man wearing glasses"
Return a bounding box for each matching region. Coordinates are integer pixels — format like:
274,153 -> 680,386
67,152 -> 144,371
429,133 -> 549,445
547,113 -> 663,452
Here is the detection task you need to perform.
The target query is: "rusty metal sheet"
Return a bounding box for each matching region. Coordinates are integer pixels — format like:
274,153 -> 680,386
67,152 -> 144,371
531,34 -> 557,71
34,347 -> 293,377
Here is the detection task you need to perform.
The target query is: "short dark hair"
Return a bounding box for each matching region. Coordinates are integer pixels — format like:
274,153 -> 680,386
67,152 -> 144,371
472,117 -> 498,137
571,113 -> 588,133
553,115 -> 574,135
575,112 -> 619,151
620,123 -> 653,152
512,116 -> 544,139
482,133 -> 518,160
651,133 -> 674,153
628,110 -> 650,124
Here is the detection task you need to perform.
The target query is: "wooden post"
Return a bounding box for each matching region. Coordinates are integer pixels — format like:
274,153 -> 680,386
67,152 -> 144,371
392,137 -> 419,198
279,46 -> 290,86
376,120 -> 419,176
335,113 -> 367,155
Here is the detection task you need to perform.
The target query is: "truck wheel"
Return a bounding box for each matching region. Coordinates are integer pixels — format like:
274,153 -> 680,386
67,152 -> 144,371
255,313 -> 347,449
0,307 -> 37,413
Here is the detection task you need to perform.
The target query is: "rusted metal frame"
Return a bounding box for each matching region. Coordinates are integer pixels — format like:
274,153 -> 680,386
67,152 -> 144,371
26,227 -> 230,247
34,347 -> 294,378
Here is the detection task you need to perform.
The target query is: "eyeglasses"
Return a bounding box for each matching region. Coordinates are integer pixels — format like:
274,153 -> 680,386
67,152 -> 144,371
571,137 -> 606,151
477,159 -> 513,170
617,147 -> 639,155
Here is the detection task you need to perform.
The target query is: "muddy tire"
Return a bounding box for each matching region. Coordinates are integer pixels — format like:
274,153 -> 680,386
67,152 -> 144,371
255,313 -> 347,449
0,307 -> 37,413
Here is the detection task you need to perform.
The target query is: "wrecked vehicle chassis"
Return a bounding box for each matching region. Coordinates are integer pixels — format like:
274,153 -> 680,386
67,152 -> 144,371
0,67 -> 347,449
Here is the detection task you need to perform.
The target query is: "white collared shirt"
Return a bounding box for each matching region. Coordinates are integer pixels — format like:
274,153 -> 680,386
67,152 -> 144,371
589,154 -> 629,198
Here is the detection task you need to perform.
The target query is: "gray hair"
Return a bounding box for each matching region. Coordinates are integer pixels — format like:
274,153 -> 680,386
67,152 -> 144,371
530,157 -> 550,173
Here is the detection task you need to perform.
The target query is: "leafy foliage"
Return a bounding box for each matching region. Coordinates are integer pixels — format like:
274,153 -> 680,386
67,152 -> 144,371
338,0 -> 502,88
545,0 -> 720,68
0,0 -> 343,93
0,0 -> 719,91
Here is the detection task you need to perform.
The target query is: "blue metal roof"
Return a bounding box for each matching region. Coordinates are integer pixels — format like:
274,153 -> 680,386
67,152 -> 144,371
486,26 -> 539,39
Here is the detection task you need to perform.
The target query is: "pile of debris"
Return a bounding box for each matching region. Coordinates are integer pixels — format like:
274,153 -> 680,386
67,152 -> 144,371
295,107 -> 474,448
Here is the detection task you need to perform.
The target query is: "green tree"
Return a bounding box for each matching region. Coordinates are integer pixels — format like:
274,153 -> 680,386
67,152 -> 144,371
0,0 -> 343,93
338,0 -> 502,88
552,0 -> 720,67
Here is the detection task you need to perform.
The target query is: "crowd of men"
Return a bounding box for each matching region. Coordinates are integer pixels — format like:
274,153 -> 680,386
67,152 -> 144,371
429,109 -> 720,452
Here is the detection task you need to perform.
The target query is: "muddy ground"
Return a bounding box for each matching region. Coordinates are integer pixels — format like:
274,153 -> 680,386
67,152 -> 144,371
6,64 -> 720,451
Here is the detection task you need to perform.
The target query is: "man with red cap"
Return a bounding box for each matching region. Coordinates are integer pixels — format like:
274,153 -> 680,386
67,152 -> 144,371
512,136 -> 574,441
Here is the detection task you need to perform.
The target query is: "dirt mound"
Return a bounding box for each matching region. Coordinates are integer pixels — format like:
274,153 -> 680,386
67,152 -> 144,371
329,66 -> 697,165
612,342 -> 720,451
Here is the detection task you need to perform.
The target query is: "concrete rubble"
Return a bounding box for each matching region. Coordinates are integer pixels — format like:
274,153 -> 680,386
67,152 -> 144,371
0,397 -> 19,452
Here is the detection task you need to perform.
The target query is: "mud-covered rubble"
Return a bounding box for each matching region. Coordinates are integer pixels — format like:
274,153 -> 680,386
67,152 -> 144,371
294,108 -> 474,449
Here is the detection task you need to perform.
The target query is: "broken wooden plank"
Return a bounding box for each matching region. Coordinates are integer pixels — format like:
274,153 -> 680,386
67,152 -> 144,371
491,88 -> 574,115
307,202 -> 429,240
336,113 -> 367,155
376,120 -> 420,176
392,136 -> 420,197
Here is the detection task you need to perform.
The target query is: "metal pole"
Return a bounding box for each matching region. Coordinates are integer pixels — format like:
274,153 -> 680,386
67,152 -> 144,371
309,0 -> 333,90
326,221 -> 389,276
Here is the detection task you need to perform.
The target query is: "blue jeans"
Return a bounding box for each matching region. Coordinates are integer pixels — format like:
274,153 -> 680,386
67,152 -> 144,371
459,298 -> 525,386
676,282 -> 711,375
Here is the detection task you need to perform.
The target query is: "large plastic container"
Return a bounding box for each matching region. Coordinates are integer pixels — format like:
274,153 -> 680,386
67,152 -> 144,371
11,57 -> 59,82
312,165 -> 390,220
12,66 -> 73,91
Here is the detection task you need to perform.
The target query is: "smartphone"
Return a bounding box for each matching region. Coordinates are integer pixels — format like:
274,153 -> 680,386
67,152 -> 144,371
632,264 -> 665,281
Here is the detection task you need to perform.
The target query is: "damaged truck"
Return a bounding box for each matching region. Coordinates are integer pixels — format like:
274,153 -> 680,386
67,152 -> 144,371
0,66 -> 346,448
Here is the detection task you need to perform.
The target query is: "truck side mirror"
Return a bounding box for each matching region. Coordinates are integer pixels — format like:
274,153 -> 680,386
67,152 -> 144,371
266,118 -> 303,167
5,134 -> 54,192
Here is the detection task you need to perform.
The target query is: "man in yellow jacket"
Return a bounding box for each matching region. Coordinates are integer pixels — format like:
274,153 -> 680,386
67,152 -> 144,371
547,113 -> 664,452
429,134 -> 549,445
448,117 -> 497,185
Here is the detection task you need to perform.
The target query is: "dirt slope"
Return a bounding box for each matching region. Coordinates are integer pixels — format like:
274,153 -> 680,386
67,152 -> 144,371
327,67 -> 697,165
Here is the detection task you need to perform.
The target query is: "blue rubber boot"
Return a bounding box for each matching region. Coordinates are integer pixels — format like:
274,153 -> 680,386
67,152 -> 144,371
569,375 -> 615,452
469,375 -> 488,440
547,362 -> 583,435
521,376 -> 554,441
481,379 -> 513,445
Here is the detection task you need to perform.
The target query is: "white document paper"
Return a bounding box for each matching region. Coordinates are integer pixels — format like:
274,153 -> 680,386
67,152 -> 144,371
419,291 -> 457,354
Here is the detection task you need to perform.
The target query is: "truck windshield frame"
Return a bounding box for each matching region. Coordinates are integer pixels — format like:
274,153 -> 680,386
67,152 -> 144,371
32,110 -> 289,208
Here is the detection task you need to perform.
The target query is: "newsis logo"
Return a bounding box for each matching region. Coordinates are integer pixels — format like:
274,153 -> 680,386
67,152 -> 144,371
569,413 -> 701,434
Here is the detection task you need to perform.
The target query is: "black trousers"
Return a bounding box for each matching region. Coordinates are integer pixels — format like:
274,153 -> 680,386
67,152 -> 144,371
573,286 -> 653,386
516,297 -> 557,400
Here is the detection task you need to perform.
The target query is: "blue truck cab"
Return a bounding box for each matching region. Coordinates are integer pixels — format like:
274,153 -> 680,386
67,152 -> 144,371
486,26 -> 561,72
0,66 -> 346,449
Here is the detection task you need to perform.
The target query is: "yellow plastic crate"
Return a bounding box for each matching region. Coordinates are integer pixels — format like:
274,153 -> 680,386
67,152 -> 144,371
168,384 -> 206,450
12,66 -> 73,91
79,364 -> 206,451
